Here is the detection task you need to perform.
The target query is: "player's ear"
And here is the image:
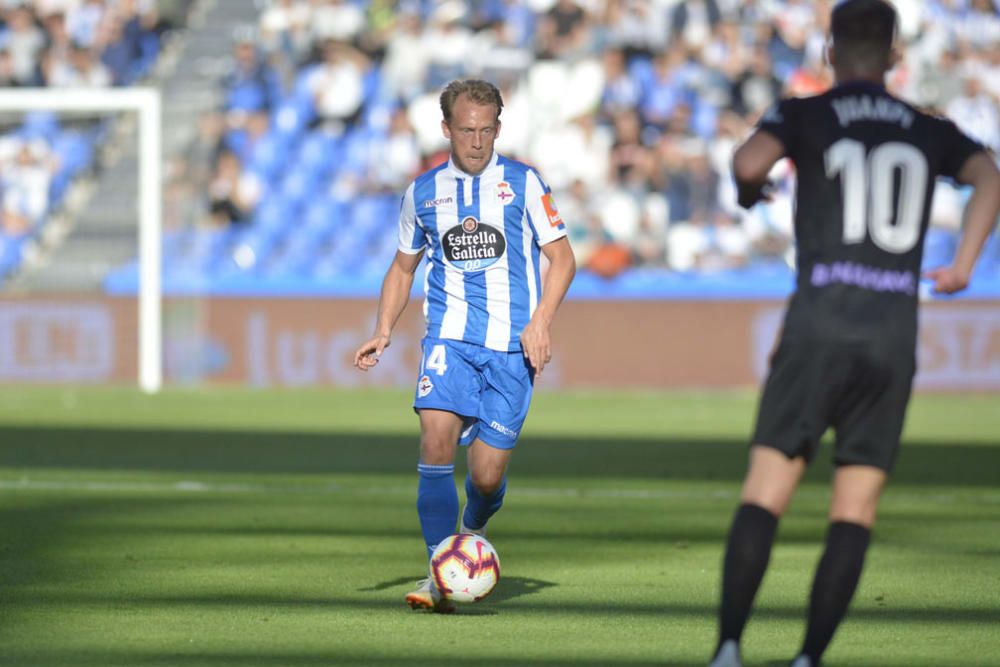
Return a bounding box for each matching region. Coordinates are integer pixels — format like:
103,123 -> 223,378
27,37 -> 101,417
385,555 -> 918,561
824,37 -> 834,67
494,119 -> 501,140
441,119 -> 451,140
888,46 -> 901,70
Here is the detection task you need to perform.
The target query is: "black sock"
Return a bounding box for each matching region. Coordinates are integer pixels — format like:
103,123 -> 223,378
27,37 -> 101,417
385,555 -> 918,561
800,521 -> 871,664
717,503 -> 779,653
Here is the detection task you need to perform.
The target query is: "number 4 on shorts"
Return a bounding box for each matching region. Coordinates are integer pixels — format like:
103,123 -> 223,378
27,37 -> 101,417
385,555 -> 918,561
426,344 -> 448,376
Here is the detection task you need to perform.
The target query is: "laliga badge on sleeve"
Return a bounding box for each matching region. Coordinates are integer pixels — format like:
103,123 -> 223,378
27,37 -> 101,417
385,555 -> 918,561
542,193 -> 564,228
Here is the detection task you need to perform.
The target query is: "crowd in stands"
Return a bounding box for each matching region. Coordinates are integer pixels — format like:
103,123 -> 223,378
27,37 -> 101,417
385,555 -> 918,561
0,0 -> 167,279
186,0 -> 1000,285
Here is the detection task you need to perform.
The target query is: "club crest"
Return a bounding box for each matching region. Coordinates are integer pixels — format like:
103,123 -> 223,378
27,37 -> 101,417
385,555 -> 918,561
496,181 -> 515,205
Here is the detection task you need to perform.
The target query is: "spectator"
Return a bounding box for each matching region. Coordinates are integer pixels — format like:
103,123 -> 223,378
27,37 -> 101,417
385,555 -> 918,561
366,106 -> 420,192
730,45 -> 782,117
223,37 -> 282,114
1,141 -> 54,235
303,39 -> 369,132
5,5 -> 46,85
311,0 -> 366,45
45,42 -> 112,86
537,0 -> 590,60
946,74 -> 1000,151
206,150 -> 261,226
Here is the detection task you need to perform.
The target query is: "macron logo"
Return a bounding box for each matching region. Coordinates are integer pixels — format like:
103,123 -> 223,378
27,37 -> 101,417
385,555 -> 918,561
423,196 -> 454,209
490,421 -> 518,439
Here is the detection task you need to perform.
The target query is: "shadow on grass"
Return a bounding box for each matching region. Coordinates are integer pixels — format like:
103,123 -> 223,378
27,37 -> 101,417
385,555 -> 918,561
0,650 -> 967,667
2,427 -> 999,486
359,574 -> 557,606
0,651 -> 951,667
0,651 -> 749,667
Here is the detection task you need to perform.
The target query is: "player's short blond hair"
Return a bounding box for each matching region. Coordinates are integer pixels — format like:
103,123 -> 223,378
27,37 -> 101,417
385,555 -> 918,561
440,80 -> 503,124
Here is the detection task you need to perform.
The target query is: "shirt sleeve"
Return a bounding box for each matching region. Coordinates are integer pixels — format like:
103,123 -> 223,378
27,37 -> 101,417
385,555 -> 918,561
397,182 -> 427,254
936,117 -> 987,181
523,168 -> 568,247
755,97 -> 797,157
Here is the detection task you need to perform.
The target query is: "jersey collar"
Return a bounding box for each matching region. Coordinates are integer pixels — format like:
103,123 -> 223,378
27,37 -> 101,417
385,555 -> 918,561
446,151 -> 499,179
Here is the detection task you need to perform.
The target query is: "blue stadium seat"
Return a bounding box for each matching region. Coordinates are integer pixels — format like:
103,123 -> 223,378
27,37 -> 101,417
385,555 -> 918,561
19,111 -> 59,142
272,97 -> 314,143
252,195 -> 298,235
302,196 -> 349,238
51,130 -> 95,177
922,227 -> 958,271
177,226 -> 235,272
277,167 -> 323,208
974,229 -> 1000,277
0,234 -> 25,278
294,131 -> 343,179
246,132 -> 291,182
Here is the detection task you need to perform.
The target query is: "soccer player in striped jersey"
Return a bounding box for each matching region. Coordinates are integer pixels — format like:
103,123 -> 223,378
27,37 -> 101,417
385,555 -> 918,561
354,79 -> 576,613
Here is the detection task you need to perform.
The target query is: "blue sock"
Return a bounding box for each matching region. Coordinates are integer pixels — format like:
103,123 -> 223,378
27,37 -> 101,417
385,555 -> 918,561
417,463 -> 458,559
463,473 -> 506,530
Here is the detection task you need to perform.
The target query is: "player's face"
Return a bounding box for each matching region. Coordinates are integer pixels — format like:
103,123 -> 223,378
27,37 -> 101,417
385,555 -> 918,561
442,95 -> 501,176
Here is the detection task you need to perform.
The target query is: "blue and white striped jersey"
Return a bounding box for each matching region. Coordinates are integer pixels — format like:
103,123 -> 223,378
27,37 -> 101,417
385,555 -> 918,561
398,152 -> 568,352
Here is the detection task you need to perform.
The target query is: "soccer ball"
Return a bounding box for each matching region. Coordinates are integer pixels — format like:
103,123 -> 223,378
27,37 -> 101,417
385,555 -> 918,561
429,533 -> 500,603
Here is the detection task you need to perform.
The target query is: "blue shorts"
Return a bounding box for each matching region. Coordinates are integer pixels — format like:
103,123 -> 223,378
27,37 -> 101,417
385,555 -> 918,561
413,337 -> 534,450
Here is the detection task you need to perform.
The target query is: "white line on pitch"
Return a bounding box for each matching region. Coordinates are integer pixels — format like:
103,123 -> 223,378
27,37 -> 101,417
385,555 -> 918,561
0,478 -> 996,506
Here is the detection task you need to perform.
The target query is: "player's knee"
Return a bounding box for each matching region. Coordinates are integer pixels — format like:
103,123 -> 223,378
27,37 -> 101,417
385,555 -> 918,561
829,505 -> 878,528
419,434 -> 456,465
469,468 -> 503,496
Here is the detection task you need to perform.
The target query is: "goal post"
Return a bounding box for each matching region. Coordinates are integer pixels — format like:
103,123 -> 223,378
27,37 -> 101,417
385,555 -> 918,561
0,88 -> 163,393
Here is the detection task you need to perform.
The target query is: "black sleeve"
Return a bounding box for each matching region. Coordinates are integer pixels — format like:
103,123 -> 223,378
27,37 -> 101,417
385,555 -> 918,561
755,97 -> 797,158
937,118 -> 987,181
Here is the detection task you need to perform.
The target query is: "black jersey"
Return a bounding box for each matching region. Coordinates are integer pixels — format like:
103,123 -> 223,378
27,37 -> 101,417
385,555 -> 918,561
758,81 -> 984,347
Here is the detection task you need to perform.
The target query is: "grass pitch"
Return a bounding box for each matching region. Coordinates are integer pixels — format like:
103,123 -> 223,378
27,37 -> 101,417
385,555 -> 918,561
0,387 -> 997,666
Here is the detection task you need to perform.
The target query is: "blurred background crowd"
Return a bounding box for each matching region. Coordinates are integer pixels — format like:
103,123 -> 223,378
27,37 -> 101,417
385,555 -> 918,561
0,0 -> 171,277
2,0 -> 999,287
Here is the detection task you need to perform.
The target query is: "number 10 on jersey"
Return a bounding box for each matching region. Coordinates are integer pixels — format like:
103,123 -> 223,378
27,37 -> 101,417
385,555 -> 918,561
825,138 -> 929,254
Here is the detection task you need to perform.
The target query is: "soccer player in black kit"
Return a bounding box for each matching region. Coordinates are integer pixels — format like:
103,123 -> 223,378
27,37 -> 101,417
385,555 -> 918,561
707,2 -> 1000,667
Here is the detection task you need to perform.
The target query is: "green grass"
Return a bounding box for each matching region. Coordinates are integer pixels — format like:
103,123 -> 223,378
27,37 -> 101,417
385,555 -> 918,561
0,387 -> 998,666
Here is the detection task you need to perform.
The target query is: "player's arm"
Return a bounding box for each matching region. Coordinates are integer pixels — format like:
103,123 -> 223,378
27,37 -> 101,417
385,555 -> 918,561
732,130 -> 786,209
520,237 -> 575,377
354,249 -> 424,371
926,152 -> 1000,294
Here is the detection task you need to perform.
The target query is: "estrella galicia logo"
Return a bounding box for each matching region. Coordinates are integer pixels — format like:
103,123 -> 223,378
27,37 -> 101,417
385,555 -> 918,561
442,216 -> 506,271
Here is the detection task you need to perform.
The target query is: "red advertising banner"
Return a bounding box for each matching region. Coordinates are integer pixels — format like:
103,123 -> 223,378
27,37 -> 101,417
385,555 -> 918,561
1,296 -> 998,391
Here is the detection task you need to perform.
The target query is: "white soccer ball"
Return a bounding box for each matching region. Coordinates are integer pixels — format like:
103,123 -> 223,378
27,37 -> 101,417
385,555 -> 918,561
429,533 -> 500,603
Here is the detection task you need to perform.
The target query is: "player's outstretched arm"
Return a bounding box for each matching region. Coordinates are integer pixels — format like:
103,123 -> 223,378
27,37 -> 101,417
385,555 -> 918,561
354,249 -> 425,371
732,130 -> 785,209
926,152 -> 1000,295
521,237 -> 575,377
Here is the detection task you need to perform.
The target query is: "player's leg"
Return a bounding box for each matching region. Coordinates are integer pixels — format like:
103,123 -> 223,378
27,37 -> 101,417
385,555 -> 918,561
462,438 -> 512,535
460,348 -> 532,535
711,446 -> 807,667
791,343 -> 908,665
406,408 -> 464,613
417,408 -> 464,557
407,339 -> 481,613
790,466 -> 885,667
712,338 -> 827,667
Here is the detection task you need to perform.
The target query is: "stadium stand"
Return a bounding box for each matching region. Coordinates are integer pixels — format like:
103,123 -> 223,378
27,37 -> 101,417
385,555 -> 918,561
19,0 -> 997,298
0,0 -> 184,288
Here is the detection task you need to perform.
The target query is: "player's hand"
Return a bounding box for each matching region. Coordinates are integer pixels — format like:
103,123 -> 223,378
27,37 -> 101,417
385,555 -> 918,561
353,335 -> 391,372
520,318 -> 552,377
736,179 -> 775,209
924,266 -> 971,295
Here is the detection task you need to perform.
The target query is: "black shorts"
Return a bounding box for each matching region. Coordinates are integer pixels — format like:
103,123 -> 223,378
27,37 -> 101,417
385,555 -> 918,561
752,336 -> 915,471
